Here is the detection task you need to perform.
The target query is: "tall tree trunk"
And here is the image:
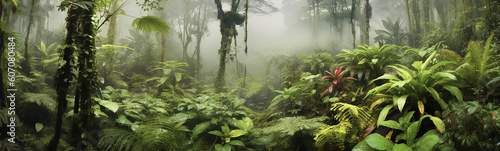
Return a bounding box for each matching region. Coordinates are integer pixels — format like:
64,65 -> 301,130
161,33 -> 167,62
0,0 -> 18,108
434,0 -> 447,29
363,0 -> 371,45
350,0 -> 357,48
0,3 -> 5,108
106,0 -> 118,76
0,29 -> 6,108
423,0 -> 430,34
23,0 -> 37,75
47,5 -> 78,150
214,0 -> 241,93
72,0 -> 96,147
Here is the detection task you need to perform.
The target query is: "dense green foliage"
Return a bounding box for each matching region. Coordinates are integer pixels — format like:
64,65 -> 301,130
2,0 -> 500,151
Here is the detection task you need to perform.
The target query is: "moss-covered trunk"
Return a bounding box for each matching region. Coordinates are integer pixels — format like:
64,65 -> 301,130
72,0 -> 96,147
215,21 -> 233,93
47,5 -> 78,150
214,0 -> 242,93
22,0 -> 37,75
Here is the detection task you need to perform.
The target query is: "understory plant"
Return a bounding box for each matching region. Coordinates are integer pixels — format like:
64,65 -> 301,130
208,117 -> 253,150
336,44 -> 400,83
314,103 -> 371,150
456,33 -> 498,98
258,116 -> 328,151
321,66 -> 357,97
353,112 -> 445,151
438,101 -> 500,150
366,51 -> 463,115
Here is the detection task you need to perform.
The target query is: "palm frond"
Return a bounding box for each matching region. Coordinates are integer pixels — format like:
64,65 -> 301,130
132,15 -> 170,34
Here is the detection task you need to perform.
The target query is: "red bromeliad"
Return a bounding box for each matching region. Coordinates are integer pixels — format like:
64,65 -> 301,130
322,66 -> 357,96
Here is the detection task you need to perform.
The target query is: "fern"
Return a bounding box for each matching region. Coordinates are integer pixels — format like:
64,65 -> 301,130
99,128 -> 141,151
132,15 -> 170,33
263,116 -> 327,136
99,116 -> 188,151
330,103 -> 370,124
458,33 -> 497,91
21,93 -> 56,111
314,121 -> 357,150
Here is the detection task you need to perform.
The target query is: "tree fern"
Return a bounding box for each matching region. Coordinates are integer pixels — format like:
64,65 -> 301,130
330,103 -> 370,125
132,15 -> 170,33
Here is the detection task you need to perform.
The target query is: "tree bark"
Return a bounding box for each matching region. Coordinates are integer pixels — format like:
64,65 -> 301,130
214,0 -> 241,93
350,0 -> 357,48
23,0 -> 37,75
363,0 -> 371,45
47,5 -> 78,150
72,0 -> 96,147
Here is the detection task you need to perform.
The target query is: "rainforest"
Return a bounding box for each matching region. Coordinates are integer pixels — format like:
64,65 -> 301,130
0,0 -> 499,150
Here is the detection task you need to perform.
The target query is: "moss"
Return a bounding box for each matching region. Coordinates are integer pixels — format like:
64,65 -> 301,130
223,11 -> 245,26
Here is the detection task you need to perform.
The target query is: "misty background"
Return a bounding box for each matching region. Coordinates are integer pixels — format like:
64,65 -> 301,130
28,0 -> 409,84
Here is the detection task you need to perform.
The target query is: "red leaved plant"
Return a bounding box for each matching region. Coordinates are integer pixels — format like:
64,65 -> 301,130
322,66 -> 357,96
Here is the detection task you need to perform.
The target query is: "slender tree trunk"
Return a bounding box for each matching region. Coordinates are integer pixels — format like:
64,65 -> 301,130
363,0 -> 371,45
214,0 -> 241,93
23,0 -> 37,75
47,5 -> 78,150
0,3 -> 5,108
161,33 -> 167,62
0,29 -> 6,108
350,0 -> 357,48
423,0 -> 430,34
106,0 -> 118,76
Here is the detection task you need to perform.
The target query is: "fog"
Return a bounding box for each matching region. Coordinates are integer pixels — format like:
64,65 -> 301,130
35,0 -> 411,84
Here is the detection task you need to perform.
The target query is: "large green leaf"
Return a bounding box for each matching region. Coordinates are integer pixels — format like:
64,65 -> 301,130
229,130 -> 247,138
352,140 -> 378,151
98,99 -> 120,113
192,121 -> 211,139
208,130 -> 224,137
429,116 -> 445,133
116,115 -> 133,126
175,72 -> 182,82
379,120 -> 403,130
214,144 -> 231,151
378,104 -> 394,127
398,111 -> 415,125
222,126 -> 230,135
393,143 -> 413,151
228,140 -> 245,147
132,15 -> 170,33
35,123 -> 44,132
406,122 -> 420,146
414,130 -> 440,151
365,133 -> 394,150
396,94 -> 409,112
442,85 -> 463,103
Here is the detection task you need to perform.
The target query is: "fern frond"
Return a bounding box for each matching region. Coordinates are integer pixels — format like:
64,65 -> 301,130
99,128 -> 142,151
21,93 -> 56,111
132,15 -> 170,33
263,116 -> 328,136
331,103 -> 370,124
314,121 -> 356,150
